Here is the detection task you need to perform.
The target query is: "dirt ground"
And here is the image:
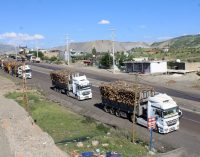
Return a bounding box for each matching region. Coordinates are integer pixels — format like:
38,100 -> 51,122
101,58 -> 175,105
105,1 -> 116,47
0,75 -> 69,157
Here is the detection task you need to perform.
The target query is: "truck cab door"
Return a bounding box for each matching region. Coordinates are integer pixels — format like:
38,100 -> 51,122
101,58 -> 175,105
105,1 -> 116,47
72,82 -> 77,95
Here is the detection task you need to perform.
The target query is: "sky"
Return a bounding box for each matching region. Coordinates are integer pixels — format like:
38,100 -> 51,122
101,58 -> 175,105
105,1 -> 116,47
0,0 -> 200,48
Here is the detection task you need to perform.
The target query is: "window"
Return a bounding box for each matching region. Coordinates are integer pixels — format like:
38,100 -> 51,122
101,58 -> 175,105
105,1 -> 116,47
155,109 -> 162,117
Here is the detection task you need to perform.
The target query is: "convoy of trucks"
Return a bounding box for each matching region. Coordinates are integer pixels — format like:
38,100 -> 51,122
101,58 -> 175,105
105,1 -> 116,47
50,70 -> 92,100
0,59 -> 32,79
100,81 -> 181,134
0,56 -> 182,134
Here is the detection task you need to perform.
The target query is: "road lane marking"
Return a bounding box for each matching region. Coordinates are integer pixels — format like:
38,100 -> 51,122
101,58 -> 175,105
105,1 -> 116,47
32,69 -> 50,75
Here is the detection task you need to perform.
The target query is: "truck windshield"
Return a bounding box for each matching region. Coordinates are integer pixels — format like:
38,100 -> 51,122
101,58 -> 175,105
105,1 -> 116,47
162,107 -> 178,118
25,69 -> 31,73
78,85 -> 91,90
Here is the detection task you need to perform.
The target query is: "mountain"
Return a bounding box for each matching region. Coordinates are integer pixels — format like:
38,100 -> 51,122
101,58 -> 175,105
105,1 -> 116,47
0,43 -> 16,54
52,40 -> 150,53
151,34 -> 200,49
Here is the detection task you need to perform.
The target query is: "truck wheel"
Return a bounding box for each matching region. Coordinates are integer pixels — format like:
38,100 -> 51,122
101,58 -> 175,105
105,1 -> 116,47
130,115 -> 136,122
103,106 -> 109,113
155,125 -> 160,133
109,108 -> 115,115
115,110 -> 121,117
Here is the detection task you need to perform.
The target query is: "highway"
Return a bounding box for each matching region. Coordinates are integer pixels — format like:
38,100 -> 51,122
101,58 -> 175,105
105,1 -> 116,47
29,63 -> 200,102
1,63 -> 200,156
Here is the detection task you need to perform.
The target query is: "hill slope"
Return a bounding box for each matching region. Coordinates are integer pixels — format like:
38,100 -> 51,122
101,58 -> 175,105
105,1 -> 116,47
52,40 -> 150,52
151,34 -> 200,49
0,43 -> 15,54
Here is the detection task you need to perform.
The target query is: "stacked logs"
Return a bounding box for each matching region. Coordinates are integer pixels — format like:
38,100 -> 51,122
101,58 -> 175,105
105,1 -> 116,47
2,60 -> 23,74
50,69 -> 72,84
10,62 -> 23,74
99,81 -> 154,106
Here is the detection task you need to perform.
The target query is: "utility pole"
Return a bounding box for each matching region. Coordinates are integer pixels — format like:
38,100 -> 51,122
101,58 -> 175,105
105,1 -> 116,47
132,85 -> 140,143
65,34 -> 70,65
22,59 -> 29,113
110,28 -> 116,73
132,73 -> 139,143
15,45 -> 18,61
37,46 -> 39,58
35,40 -> 39,58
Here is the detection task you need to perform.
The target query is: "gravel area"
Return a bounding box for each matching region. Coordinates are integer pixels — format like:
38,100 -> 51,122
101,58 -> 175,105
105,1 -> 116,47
0,76 -> 69,157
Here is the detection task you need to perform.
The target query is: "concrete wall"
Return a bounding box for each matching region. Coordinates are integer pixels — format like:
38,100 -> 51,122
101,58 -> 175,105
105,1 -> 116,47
150,61 -> 167,73
185,62 -> 200,71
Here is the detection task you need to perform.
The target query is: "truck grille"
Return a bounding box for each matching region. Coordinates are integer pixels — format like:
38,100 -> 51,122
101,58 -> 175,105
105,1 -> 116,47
82,91 -> 90,96
166,119 -> 177,126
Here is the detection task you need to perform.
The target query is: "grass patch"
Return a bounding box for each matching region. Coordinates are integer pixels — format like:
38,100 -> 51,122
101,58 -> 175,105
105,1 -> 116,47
6,91 -> 147,157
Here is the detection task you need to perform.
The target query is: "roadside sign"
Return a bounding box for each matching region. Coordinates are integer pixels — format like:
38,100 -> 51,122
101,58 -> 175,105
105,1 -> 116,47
148,117 -> 156,129
148,117 -> 156,151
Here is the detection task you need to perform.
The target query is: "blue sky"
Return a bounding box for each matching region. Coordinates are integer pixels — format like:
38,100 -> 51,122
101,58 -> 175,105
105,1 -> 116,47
0,0 -> 200,48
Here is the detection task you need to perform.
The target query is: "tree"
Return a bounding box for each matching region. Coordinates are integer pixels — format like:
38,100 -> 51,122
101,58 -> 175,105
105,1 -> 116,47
115,51 -> 128,68
29,51 -> 44,60
50,56 -> 57,62
92,47 -> 97,56
84,53 -> 93,60
99,53 -> 113,68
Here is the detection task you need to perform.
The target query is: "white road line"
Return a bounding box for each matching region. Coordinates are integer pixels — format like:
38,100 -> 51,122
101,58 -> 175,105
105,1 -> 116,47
182,117 -> 200,124
32,69 -> 50,75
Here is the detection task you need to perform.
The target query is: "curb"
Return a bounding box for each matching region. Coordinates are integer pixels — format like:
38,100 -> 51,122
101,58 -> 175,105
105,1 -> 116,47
156,147 -> 187,157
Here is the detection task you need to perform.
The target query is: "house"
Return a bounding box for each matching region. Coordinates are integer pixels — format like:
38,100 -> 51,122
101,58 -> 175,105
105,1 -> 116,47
124,60 -> 167,74
167,61 -> 200,72
44,50 -> 60,58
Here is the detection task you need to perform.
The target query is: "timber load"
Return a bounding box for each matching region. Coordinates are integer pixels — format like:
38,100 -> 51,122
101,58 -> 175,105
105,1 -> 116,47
99,81 -> 154,106
2,60 -> 22,74
50,69 -> 72,84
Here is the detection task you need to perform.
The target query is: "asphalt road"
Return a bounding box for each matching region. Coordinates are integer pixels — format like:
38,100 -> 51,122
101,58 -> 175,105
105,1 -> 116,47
29,63 -> 200,102
1,63 -> 200,156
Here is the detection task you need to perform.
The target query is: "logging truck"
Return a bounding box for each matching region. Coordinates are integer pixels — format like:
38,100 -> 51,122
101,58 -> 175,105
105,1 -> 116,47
17,65 -> 32,79
51,71 -> 92,100
100,82 -> 181,134
0,60 -> 32,79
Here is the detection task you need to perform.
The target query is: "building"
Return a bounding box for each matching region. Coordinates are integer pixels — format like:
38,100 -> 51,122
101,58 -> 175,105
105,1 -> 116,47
124,60 -> 167,74
168,61 -> 200,71
44,50 -> 60,58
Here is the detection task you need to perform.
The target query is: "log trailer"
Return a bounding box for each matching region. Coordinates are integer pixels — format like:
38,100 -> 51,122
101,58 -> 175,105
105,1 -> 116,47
0,60 -> 32,79
100,81 -> 181,134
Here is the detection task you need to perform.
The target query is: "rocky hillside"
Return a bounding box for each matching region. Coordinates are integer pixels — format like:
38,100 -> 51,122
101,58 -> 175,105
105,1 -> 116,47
151,34 -> 200,49
0,43 -> 15,54
52,40 -> 150,52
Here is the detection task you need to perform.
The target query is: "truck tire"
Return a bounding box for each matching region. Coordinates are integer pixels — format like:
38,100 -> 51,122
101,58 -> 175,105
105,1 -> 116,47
130,114 -> 136,122
115,110 -> 121,117
155,125 -> 160,133
109,108 -> 115,115
103,106 -> 109,113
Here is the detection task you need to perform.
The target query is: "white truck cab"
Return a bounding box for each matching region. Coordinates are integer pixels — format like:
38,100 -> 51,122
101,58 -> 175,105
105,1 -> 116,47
68,74 -> 92,100
136,93 -> 179,134
17,65 -> 32,79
